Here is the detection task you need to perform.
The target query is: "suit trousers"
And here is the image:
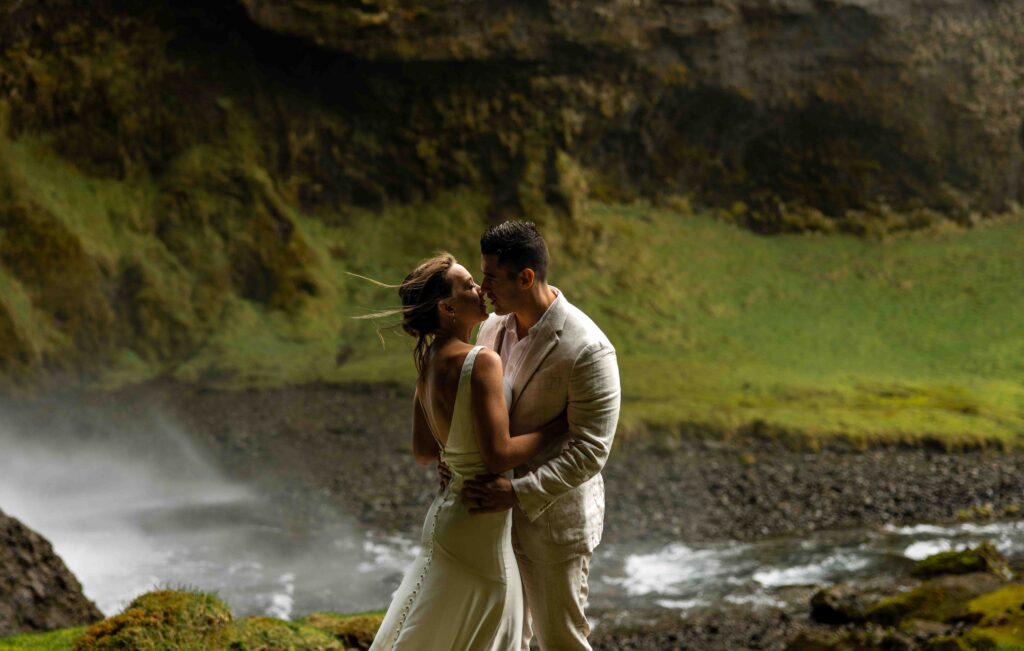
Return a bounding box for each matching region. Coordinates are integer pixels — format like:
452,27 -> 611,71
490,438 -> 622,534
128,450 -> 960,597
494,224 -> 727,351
512,528 -> 593,651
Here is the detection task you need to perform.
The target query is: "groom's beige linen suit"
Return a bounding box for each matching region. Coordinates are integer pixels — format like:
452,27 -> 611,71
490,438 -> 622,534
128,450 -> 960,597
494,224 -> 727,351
477,289 -> 621,651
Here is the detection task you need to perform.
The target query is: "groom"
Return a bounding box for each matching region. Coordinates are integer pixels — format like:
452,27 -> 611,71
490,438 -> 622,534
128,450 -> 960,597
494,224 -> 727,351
462,220 -> 621,651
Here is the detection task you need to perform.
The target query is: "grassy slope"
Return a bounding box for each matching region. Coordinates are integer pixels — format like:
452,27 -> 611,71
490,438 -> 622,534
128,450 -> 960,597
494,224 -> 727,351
2,137 -> 1023,448
0,628 -> 85,651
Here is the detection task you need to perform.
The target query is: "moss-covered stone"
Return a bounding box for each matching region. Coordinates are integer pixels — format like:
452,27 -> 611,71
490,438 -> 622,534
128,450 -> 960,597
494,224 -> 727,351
911,543 -> 1013,580
229,617 -> 343,651
69,591 -> 378,651
865,573 -> 1003,627
72,590 -> 233,651
296,612 -> 383,649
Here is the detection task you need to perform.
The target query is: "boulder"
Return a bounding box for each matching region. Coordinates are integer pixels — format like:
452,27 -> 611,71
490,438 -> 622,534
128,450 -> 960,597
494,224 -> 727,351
866,573 -> 1003,627
911,542 -> 1013,580
0,508 -> 103,636
810,585 -> 870,624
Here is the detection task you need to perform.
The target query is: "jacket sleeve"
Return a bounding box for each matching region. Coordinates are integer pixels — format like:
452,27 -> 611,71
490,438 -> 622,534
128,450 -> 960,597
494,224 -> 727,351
511,340 -> 621,521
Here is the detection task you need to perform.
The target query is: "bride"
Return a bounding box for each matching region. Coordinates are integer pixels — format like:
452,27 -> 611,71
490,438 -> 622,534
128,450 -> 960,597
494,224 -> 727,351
368,253 -> 560,651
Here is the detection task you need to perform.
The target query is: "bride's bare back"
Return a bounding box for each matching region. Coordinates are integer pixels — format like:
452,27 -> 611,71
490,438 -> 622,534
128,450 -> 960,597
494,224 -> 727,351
418,342 -> 477,448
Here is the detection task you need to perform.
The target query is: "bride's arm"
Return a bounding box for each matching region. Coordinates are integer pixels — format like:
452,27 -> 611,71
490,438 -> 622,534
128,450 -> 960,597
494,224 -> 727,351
412,391 -> 440,465
470,349 -> 550,474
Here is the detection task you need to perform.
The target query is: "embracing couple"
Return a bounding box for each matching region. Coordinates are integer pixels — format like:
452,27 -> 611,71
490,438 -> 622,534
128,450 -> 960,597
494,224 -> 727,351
368,221 -> 621,651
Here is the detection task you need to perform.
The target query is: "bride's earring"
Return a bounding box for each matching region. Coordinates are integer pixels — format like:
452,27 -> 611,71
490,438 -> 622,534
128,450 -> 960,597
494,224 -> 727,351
449,307 -> 457,328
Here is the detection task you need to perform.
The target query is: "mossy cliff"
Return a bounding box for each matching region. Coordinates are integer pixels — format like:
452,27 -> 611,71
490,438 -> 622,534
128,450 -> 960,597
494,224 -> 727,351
3,1 -> 1023,226
239,0 -> 1024,227
0,0 -> 1022,447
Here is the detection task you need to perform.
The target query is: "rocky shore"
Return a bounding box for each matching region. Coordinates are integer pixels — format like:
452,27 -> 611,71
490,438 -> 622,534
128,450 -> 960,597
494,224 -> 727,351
134,382 -> 1024,546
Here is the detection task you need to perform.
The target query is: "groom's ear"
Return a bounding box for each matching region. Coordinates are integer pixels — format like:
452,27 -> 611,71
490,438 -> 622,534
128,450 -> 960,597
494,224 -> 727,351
518,268 -> 535,290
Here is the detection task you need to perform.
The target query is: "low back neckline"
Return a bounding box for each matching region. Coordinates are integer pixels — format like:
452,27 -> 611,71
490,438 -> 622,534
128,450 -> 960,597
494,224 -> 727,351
423,345 -> 483,450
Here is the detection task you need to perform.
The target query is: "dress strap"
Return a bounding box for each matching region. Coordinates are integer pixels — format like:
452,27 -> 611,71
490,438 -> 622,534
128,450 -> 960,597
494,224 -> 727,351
460,345 -> 484,380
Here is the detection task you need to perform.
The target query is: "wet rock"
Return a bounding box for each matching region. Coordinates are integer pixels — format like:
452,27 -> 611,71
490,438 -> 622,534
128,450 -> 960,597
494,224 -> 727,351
788,549 -> 1024,651
810,586 -> 869,624
784,630 -> 839,651
0,508 -> 103,636
910,542 -> 1013,580
866,573 -> 1003,627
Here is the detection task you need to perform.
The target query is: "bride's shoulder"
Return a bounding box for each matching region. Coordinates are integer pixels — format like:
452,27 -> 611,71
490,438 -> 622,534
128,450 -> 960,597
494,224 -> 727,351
473,346 -> 501,366
470,347 -> 502,379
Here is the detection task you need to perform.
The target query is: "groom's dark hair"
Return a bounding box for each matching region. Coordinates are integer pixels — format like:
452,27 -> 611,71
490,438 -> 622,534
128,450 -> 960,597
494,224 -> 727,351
480,220 -> 549,282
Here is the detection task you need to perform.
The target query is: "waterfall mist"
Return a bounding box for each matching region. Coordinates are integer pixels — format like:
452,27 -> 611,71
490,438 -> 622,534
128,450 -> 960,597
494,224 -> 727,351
0,393 -> 412,618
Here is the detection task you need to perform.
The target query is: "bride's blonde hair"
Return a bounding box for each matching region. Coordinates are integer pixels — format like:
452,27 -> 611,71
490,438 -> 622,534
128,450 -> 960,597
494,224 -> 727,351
353,253 -> 456,378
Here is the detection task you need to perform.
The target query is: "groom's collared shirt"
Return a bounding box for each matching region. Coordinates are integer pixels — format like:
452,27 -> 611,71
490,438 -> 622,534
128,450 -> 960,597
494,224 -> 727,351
497,289 -> 561,385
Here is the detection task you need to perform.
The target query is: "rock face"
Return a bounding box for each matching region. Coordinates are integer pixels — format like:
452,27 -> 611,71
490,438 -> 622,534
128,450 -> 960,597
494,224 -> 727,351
237,0 -> 1024,225
0,508 -> 103,636
0,0 -> 1021,380
4,0 -> 1023,229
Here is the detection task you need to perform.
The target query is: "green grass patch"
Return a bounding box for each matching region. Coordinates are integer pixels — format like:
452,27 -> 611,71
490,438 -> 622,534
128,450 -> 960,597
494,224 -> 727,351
0,628 -> 85,651
0,592 -> 383,651
2,135 -> 1023,448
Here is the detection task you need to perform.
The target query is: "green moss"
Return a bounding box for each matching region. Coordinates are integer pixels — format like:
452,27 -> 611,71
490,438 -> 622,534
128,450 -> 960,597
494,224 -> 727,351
11,590 -> 387,651
866,574 -> 1003,626
0,153 -> 115,362
229,617 -> 342,651
964,624 -> 1024,650
296,612 -> 383,649
0,628 -> 86,651
968,584 -> 1024,624
72,590 -> 233,651
912,543 -> 1013,580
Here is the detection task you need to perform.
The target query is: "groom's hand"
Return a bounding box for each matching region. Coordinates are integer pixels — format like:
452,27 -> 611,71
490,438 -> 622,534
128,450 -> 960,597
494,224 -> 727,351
463,474 -> 516,514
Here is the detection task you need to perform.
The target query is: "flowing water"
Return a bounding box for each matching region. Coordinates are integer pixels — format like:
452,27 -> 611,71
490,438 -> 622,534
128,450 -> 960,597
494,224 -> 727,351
2,404 -> 1022,619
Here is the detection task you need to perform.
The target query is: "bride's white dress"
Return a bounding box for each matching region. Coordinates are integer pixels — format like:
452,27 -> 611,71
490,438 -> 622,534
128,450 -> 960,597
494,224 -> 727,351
369,346 -> 523,651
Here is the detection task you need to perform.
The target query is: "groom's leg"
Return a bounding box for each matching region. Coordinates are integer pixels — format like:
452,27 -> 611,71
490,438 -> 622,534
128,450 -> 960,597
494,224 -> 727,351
512,529 -> 535,650
516,550 -> 593,651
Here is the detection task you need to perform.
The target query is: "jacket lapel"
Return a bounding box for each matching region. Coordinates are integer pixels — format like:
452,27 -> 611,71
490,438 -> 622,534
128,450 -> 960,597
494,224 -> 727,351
509,293 -> 570,411
476,314 -> 507,351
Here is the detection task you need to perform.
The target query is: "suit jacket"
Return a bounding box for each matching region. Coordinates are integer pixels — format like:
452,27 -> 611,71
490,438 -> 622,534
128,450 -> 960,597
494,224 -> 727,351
476,290 -> 621,561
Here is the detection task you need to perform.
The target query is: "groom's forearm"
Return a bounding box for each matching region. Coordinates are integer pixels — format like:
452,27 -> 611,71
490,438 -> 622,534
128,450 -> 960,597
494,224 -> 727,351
511,343 -> 620,521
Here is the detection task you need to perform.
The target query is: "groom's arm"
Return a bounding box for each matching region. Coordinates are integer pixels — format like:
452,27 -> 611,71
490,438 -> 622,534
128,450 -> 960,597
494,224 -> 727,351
510,340 -> 621,521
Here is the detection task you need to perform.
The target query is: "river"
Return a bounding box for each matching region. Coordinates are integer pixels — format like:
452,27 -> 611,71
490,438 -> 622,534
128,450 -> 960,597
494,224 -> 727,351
2,402 -> 1022,621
